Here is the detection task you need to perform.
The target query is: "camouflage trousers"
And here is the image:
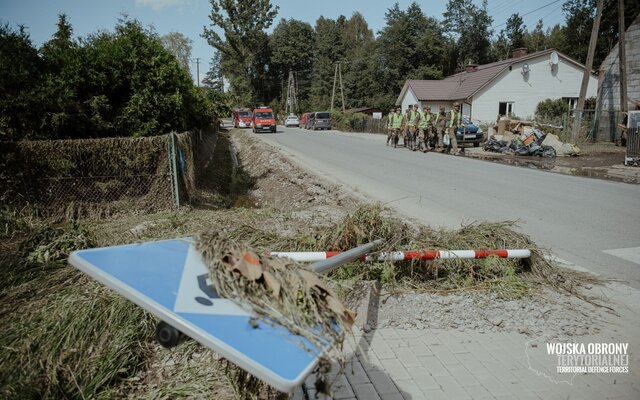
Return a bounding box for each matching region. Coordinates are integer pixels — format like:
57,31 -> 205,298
387,128 -> 401,147
405,126 -> 417,150
447,126 -> 459,154
434,126 -> 447,150
416,127 -> 433,151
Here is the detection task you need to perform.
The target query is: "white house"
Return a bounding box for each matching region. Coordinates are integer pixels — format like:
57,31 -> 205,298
396,48 -> 598,124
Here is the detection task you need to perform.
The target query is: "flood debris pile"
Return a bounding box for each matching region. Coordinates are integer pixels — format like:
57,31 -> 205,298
484,119 -> 580,157
195,231 -> 356,397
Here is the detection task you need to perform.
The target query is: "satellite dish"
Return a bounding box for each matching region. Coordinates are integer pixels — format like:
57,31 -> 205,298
550,51 -> 559,65
522,63 -> 530,74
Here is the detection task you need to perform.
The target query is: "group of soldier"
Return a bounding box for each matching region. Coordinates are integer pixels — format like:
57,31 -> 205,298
386,102 -> 463,155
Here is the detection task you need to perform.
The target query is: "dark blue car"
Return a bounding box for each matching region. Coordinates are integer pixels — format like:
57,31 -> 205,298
456,117 -> 484,147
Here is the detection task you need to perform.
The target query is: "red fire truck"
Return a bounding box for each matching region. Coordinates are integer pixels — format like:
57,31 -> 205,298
233,108 -> 253,128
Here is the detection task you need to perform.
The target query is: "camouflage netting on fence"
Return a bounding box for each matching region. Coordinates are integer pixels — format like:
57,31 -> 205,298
174,126 -> 220,203
0,127 -> 220,217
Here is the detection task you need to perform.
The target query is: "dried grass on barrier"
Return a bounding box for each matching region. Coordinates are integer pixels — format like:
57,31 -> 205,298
315,205 -> 605,304
195,231 -> 356,397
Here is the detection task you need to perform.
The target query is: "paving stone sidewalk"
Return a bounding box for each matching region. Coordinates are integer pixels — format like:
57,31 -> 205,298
292,326 -> 639,400
292,279 -> 640,400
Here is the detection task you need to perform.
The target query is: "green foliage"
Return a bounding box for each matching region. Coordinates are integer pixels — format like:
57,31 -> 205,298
535,98 -> 570,120
0,24 -> 45,140
161,31 -> 193,74
561,0 -> 640,66
0,15 -> 216,140
376,3 -> 448,108
202,0 -> 279,103
443,0 -> 493,66
329,111 -> 366,131
309,17 -> 345,110
505,13 -> 526,50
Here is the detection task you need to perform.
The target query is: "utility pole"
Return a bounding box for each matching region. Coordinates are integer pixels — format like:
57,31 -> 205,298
285,70 -> 298,115
195,57 -> 200,87
331,63 -> 338,112
618,0 -> 628,117
338,62 -> 346,113
571,0 -> 603,143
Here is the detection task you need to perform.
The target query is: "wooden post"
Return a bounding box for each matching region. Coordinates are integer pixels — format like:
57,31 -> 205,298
571,0 -> 604,143
618,0 -> 628,115
338,63 -> 346,113
331,63 -> 338,113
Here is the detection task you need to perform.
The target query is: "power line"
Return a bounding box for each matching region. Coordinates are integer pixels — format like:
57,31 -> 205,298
491,0 -> 562,29
491,0 -> 528,17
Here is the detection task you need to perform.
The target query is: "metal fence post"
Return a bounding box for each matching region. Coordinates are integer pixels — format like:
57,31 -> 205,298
168,132 -> 181,208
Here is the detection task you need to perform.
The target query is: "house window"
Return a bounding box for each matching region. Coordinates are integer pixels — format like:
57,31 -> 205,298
563,97 -> 578,109
498,102 -> 514,117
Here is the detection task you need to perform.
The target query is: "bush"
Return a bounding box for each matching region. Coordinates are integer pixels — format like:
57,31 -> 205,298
329,111 -> 366,131
535,98 -> 569,120
0,16 -> 221,140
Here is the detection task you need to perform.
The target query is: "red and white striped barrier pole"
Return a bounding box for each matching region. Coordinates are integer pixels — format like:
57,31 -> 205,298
269,249 -> 530,262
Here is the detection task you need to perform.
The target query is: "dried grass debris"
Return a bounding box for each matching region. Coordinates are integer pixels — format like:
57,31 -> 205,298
195,231 -> 356,397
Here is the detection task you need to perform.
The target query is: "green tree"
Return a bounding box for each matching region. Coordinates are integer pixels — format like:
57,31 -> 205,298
88,18 -> 207,137
443,0 -> 493,67
309,16 -> 345,109
505,13 -> 526,50
340,13 -> 378,108
39,14 -> 87,139
269,18 -> 314,109
377,2 -> 447,107
561,0 -> 639,66
545,24 -> 566,51
160,32 -> 193,74
202,51 -> 224,91
0,24 -> 44,140
202,0 -> 279,103
489,30 -> 510,61
527,20 -> 546,52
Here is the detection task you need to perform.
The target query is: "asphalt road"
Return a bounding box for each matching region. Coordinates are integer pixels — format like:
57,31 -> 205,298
249,125 -> 640,288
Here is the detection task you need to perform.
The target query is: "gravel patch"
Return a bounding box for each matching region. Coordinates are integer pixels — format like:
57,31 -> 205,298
375,287 -> 606,340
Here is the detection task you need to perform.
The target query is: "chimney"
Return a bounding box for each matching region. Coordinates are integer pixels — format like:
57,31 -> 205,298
465,64 -> 478,73
512,48 -> 528,59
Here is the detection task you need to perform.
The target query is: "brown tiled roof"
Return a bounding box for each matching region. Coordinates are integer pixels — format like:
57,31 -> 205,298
403,49 -> 587,102
404,80 -> 460,101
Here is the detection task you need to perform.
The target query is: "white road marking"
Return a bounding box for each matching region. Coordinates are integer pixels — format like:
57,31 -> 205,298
603,247 -> 640,265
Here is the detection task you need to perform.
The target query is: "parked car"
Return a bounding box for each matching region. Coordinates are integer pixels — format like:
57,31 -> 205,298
456,117 -> 484,147
304,112 -> 316,129
284,114 -> 299,127
252,106 -> 276,133
311,112 -> 331,130
299,112 -> 311,128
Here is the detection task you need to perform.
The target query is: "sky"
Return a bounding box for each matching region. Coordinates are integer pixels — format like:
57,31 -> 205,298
1,0 -> 567,82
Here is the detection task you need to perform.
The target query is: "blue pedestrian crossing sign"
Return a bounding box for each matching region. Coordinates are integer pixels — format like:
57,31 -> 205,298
68,239 -> 322,393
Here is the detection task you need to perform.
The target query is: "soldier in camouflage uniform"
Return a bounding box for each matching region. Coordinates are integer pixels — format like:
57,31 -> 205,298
417,105 -> 433,152
405,104 -> 419,150
447,102 -> 463,155
435,105 -> 447,151
386,108 -> 395,146
391,107 -> 403,148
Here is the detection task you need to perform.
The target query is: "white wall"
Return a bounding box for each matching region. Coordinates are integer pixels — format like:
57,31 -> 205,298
417,101 -> 453,114
472,56 -> 598,123
401,87 -> 419,113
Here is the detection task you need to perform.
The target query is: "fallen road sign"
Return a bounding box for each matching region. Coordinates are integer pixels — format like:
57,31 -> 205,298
68,239 -> 321,393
